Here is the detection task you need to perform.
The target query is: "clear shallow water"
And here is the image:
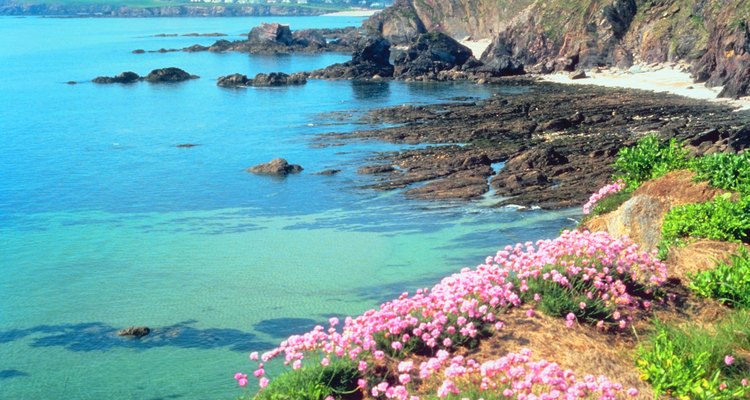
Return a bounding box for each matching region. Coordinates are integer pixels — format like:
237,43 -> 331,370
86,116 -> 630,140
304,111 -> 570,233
0,16 -> 579,400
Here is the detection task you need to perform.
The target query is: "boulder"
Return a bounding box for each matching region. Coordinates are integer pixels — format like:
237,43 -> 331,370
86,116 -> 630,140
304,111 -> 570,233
117,326 -> 150,337
478,38 -> 525,76
292,29 -> 327,47
144,67 -> 198,83
248,23 -> 293,46
311,37 -> 394,80
247,158 -> 303,176
393,32 -> 474,80
251,72 -> 307,87
217,73 -> 250,87
92,71 -> 140,84
569,70 -> 587,80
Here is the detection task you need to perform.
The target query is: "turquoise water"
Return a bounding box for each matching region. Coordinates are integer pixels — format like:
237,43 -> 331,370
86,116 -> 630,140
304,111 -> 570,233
0,16 -> 579,400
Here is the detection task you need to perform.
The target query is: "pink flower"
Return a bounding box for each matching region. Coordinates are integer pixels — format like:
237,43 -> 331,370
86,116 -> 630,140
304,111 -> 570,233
249,352 -> 259,361
292,360 -> 302,370
320,357 -> 330,367
627,388 -> 638,396
253,367 -> 265,378
443,337 -> 453,347
741,378 -> 748,386
238,378 -> 248,387
526,308 -> 535,318
719,382 -> 727,390
258,377 -> 269,389
725,355 -> 735,366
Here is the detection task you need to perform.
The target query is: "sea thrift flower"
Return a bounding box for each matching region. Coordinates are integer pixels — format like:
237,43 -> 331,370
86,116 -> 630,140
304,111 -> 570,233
725,355 -> 735,366
583,179 -> 626,214
627,388 -> 639,396
249,352 -> 259,361
741,378 -> 748,386
258,377 -> 269,389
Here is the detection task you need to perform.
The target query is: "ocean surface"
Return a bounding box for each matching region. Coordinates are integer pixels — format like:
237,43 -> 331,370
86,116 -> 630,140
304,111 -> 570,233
0,16 -> 579,400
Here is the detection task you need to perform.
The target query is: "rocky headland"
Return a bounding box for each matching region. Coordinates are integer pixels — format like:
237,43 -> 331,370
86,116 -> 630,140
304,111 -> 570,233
0,0 -> 327,17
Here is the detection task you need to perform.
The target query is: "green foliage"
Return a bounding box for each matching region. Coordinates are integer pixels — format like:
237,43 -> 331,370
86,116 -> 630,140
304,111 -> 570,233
253,358 -> 360,400
691,152 -> 750,195
660,194 -> 750,254
637,314 -> 750,399
614,135 -> 690,188
689,247 -> 750,308
523,275 -> 612,324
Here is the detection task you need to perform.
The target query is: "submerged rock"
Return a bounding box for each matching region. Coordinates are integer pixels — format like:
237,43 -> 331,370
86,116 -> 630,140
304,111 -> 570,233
117,326 -> 150,337
247,158 -> 303,176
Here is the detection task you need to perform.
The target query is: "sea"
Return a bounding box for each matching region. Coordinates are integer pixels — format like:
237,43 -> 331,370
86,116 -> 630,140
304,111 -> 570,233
0,15 -> 579,400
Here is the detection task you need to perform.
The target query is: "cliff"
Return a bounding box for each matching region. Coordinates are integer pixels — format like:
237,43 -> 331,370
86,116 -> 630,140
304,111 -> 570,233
0,1 -> 327,16
366,0 -> 750,98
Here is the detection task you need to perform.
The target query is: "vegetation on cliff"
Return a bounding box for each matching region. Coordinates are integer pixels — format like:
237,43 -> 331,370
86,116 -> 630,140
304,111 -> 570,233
233,136 -> 750,399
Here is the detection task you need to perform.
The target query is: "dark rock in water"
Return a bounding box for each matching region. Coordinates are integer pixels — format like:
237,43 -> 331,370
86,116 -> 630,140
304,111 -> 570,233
248,22 -> 293,46
117,326 -> 150,337
176,143 -> 199,148
358,164 -> 395,174
92,71 -> 140,84
314,169 -> 341,176
217,73 -> 250,87
393,32 -> 473,80
247,158 -> 303,176
208,39 -> 234,52
570,70 -> 587,80
66,81 -> 77,85
144,67 -> 198,83
132,49 -> 145,54
292,29 -> 327,48
311,36 -> 394,80
251,72 -> 307,86
183,44 -> 209,52
183,32 -> 227,37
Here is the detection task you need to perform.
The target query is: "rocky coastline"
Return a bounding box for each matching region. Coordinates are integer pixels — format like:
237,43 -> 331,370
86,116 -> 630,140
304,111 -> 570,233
0,1 -> 327,17
319,79 -> 750,209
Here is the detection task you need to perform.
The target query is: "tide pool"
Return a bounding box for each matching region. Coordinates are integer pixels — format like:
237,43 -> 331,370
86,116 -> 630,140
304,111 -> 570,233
0,16 -> 579,400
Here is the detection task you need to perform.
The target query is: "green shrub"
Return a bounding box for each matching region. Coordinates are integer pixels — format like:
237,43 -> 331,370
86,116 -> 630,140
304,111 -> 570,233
614,135 -> 690,188
659,194 -> 750,256
691,152 -> 750,195
689,247 -> 750,308
636,314 -> 750,399
254,357 -> 360,400
522,275 -> 612,324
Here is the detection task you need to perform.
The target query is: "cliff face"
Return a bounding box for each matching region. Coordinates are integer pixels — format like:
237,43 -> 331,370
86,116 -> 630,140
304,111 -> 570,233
367,0 -> 750,98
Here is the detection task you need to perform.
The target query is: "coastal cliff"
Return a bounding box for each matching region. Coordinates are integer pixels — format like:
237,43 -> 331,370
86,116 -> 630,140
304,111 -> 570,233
0,1 -> 327,16
366,0 -> 750,98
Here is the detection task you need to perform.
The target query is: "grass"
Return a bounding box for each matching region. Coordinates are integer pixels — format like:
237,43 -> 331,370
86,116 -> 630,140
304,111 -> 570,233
250,357 -> 360,400
659,194 -> 750,258
689,247 -> 750,308
636,312 -> 750,399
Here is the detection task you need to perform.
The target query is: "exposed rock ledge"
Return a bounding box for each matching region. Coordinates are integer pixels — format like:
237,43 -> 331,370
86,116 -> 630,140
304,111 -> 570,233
92,68 -> 198,84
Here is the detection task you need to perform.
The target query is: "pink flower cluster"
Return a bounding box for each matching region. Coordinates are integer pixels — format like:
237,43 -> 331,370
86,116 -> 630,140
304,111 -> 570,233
583,180 -> 626,215
238,230 -> 666,399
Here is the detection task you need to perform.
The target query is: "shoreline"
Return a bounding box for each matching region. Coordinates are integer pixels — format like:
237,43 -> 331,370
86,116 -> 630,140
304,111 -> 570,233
321,9 -> 380,17
540,64 -> 750,111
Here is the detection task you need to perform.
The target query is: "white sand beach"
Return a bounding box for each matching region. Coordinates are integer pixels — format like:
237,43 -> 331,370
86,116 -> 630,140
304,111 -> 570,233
322,9 -> 381,17
458,38 -> 492,58
541,64 -> 750,111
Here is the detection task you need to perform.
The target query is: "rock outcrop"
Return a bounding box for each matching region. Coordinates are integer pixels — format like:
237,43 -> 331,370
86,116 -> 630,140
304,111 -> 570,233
144,67 -> 198,82
311,36 -> 395,80
93,68 -> 197,84
393,32 -> 474,80
248,23 -> 294,46
217,72 -> 307,87
247,158 -> 303,176
368,0 -> 750,98
92,71 -> 140,84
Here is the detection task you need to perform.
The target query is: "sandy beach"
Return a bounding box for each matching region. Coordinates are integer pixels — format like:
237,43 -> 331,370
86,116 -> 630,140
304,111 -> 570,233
541,64 -> 750,111
458,38 -> 492,58
322,9 -> 381,17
